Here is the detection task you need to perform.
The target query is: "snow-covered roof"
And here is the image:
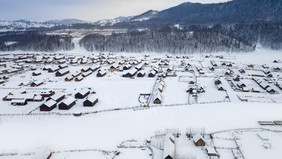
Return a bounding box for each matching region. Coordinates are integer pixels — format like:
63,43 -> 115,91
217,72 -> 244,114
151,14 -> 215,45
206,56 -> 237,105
61,97 -> 76,105
44,99 -> 57,107
138,70 -> 145,75
57,68 -> 69,74
99,70 -> 107,75
163,133 -> 175,159
34,147 -> 52,159
50,93 -> 64,101
78,88 -> 90,96
154,93 -> 162,101
11,98 -> 26,103
207,147 -> 217,155
193,133 -> 205,143
86,94 -> 98,103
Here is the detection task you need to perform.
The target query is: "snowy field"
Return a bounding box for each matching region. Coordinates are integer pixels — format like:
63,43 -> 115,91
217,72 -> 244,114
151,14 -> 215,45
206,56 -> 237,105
0,48 -> 281,159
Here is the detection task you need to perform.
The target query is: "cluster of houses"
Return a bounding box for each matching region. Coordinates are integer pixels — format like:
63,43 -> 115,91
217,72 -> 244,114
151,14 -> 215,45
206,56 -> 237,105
162,133 -> 217,159
253,77 -> 276,94
214,79 -> 225,91
3,90 -> 50,106
40,88 -> 99,111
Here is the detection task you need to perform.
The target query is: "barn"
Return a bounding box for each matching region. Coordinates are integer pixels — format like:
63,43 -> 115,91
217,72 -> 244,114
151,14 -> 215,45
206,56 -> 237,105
75,88 -> 90,99
40,99 -> 57,111
59,97 -> 76,110
193,134 -> 205,146
83,95 -> 98,107
55,68 -> 70,77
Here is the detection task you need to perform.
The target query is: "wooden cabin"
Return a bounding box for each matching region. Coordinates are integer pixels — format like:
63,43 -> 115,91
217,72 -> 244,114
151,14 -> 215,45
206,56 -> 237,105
123,64 -> 131,70
97,70 -> 107,77
75,75 -> 84,82
59,63 -> 68,69
65,75 -> 74,81
11,99 -> 27,106
47,93 -> 65,103
82,70 -> 92,77
206,148 -> 218,156
55,68 -> 70,77
40,90 -> 55,98
58,97 -> 76,110
163,133 -> 175,159
83,95 -> 98,107
122,69 -> 137,78
31,81 -> 43,87
193,134 -> 205,146
137,71 -> 146,77
40,99 -> 57,111
153,93 -> 162,104
148,70 -> 157,78
48,66 -> 59,73
75,88 -> 90,99
32,71 -> 41,76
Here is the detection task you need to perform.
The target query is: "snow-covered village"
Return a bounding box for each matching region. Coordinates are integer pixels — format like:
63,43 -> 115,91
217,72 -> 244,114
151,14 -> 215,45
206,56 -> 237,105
0,0 -> 282,159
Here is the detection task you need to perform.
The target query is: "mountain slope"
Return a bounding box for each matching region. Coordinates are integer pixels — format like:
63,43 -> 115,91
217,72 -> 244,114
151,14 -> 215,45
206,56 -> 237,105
143,0 -> 282,25
44,19 -> 88,25
130,10 -> 158,21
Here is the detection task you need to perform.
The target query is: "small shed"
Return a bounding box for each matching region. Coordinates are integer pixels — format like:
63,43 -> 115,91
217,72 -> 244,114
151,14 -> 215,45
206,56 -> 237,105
75,88 -> 90,99
83,95 -> 98,107
59,97 -> 76,110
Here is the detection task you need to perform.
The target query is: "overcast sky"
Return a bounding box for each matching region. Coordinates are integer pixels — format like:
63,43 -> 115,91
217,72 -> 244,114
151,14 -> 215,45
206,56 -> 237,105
0,0 -> 229,22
